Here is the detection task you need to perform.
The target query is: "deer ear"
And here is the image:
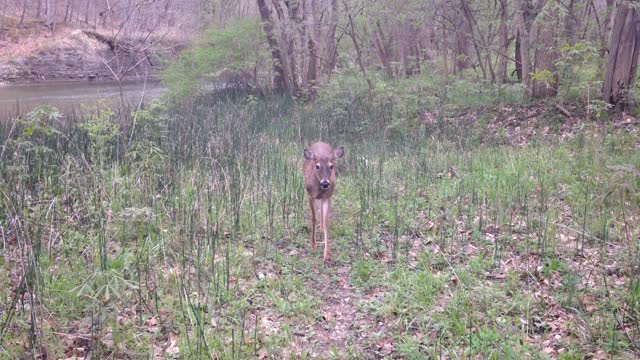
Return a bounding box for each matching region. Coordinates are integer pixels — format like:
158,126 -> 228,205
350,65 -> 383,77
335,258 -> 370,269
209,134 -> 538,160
304,148 -> 316,160
332,146 -> 344,159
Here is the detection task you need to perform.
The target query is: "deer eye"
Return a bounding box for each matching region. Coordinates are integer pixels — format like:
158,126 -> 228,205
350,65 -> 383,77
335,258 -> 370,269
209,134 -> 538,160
315,163 -> 320,170
329,164 -> 334,170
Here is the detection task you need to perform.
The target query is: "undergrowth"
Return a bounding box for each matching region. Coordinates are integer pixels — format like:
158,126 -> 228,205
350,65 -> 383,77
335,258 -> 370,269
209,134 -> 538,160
0,83 -> 639,358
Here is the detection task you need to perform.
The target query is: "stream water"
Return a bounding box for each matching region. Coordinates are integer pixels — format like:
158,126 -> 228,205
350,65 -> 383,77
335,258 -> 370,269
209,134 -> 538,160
0,80 -> 165,121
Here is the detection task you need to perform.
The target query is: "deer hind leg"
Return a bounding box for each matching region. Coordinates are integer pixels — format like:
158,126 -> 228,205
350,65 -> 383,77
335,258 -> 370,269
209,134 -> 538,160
321,198 -> 331,261
309,197 -> 316,249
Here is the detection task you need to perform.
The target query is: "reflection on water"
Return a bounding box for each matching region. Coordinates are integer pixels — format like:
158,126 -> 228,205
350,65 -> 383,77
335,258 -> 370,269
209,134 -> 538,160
0,80 -> 165,121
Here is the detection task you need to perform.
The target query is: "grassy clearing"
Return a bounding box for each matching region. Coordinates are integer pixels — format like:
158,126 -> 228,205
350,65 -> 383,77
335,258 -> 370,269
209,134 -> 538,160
0,82 -> 639,358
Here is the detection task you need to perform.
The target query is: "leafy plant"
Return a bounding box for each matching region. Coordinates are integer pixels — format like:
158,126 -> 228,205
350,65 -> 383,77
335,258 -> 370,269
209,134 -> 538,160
163,18 -> 269,99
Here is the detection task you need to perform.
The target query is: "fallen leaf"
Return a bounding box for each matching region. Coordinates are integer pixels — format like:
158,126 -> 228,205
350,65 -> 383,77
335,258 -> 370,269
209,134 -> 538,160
165,332 -> 180,355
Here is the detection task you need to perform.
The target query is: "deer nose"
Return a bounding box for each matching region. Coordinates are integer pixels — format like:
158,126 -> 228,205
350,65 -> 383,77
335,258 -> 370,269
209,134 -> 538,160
320,180 -> 330,189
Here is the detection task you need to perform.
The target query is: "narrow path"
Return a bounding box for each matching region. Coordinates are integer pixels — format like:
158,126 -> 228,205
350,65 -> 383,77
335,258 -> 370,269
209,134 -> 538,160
283,246 -> 392,359
303,262 -> 360,357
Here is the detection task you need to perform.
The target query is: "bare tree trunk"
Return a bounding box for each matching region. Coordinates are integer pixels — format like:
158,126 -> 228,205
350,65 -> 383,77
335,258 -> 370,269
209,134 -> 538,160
324,0 -> 339,75
271,0 -> 299,94
513,0 -> 532,96
404,22 -> 421,76
443,25 -> 449,77
46,0 -> 51,28
515,29 -> 522,81
401,21 -> 413,77
347,11 -> 372,89
85,0 -> 90,23
564,0 -> 577,44
412,43 -> 421,74
64,0 -> 73,22
0,0 -> 7,33
602,1 -> 640,106
257,0 -> 291,94
52,0 -> 57,32
455,10 -> 472,73
496,0 -> 509,83
306,0 -> 319,94
18,0 -> 28,27
460,0 -> 487,80
300,0 -> 309,89
531,1 -> 559,98
286,1 -> 301,94
36,0 -> 42,18
600,0 -> 616,57
100,3 -> 108,28
373,19 -> 394,78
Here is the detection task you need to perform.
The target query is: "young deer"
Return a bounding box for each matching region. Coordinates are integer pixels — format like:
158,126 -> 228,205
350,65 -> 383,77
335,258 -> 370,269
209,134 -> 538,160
303,142 -> 344,261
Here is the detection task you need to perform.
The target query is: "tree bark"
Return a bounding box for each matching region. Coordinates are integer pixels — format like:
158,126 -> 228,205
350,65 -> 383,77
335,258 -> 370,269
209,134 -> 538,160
460,0 -> 487,80
373,19 -> 394,78
496,0 -> 509,83
64,0 -> 73,22
257,0 -> 291,94
454,10 -> 473,72
52,0 -> 57,32
602,1 -> 640,106
440,5 -> 450,78
285,0 -> 301,95
347,11 -> 372,89
443,24 -> 449,77
515,29 -> 522,81
513,0 -> 532,96
306,0 -> 319,94
600,0 -> 616,57
324,0 -> 339,75
531,1 -> 559,98
46,0 -> 51,28
18,0 -> 28,27
0,0 -> 7,33
85,0 -> 90,23
564,0 -> 577,44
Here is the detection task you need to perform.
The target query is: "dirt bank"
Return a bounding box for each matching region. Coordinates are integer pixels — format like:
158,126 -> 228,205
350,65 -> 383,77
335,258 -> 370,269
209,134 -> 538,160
0,17 -> 185,84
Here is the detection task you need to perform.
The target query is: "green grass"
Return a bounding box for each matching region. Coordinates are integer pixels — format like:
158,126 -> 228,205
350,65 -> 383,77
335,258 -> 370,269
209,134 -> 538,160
0,85 -> 639,358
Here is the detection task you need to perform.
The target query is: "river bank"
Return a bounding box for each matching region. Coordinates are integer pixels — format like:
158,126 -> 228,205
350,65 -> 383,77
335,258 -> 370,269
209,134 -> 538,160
0,16 -> 185,85
0,79 -> 165,121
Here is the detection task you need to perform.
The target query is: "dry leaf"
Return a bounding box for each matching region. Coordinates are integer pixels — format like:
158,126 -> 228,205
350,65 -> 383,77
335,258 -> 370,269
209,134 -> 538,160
165,332 -> 180,355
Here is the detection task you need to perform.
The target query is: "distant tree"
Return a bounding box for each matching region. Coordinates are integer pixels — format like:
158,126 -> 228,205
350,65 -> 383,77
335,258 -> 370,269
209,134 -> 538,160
513,0 -> 560,98
324,0 -> 339,75
18,0 -> 27,26
513,0 -> 532,94
496,0 -> 510,84
0,0 -> 6,34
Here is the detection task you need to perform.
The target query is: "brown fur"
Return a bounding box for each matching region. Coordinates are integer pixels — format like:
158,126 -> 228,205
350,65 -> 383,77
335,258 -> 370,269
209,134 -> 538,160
303,142 -> 344,261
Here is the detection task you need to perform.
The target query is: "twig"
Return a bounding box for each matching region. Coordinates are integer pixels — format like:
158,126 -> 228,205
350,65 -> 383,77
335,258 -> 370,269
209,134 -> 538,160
554,223 -> 601,243
555,104 -> 572,118
128,73 -> 148,145
0,116 -> 19,161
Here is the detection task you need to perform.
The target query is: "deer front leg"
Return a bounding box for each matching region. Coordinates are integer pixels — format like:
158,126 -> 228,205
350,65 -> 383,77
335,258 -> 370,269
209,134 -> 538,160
309,197 -> 316,249
321,198 -> 331,261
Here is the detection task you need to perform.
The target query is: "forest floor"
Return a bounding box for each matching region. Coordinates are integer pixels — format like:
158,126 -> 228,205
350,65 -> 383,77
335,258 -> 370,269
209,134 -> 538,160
0,95 -> 639,359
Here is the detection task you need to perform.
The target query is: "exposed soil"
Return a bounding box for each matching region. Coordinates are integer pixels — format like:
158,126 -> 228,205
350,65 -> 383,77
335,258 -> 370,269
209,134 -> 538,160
0,17 -> 185,84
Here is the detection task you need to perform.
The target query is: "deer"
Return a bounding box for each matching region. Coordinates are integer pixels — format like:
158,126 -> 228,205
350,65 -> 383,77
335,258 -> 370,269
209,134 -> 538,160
303,142 -> 344,262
